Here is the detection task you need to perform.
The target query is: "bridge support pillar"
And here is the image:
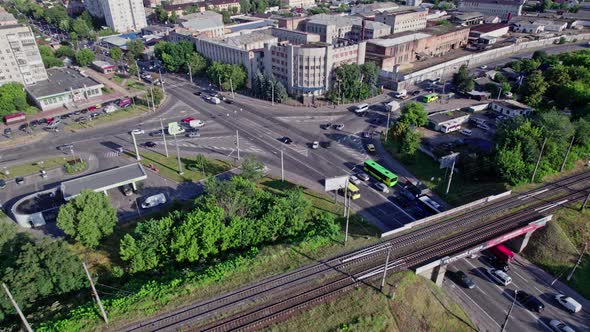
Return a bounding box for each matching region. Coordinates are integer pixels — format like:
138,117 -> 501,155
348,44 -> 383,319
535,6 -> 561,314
505,230 -> 534,253
415,260 -> 448,287
433,264 -> 447,287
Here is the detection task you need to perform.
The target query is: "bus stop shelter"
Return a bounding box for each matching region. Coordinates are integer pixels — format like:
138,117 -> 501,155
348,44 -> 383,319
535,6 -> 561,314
60,163 -> 147,201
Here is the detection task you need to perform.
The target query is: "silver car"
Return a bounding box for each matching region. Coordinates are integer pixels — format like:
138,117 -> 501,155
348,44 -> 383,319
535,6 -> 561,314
374,182 -> 389,193
356,172 -> 370,181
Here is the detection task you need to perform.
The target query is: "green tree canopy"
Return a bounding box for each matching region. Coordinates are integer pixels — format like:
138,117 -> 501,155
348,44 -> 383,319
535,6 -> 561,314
452,64 -> 474,93
519,70 -> 547,107
206,62 -> 247,91
110,46 -> 123,62
74,48 -> 95,67
55,45 -> 75,58
240,155 -> 266,180
126,39 -> 145,59
56,190 -> 117,248
0,82 -> 29,116
72,17 -> 91,39
399,102 -> 427,127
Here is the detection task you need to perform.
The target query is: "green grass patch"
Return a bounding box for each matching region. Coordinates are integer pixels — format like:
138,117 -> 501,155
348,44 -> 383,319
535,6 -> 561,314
133,150 -> 232,183
127,80 -> 146,90
65,105 -> 149,131
111,74 -> 124,84
523,203 -> 590,299
0,156 -> 72,180
382,139 -> 507,206
267,271 -> 475,332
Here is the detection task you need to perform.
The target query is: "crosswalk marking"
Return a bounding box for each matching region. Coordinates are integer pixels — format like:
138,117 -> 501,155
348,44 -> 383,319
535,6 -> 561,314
102,151 -> 120,158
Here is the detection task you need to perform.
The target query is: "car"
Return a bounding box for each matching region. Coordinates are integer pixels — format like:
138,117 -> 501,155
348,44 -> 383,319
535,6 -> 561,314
515,291 -> 544,312
554,294 -> 582,313
150,130 -> 163,137
411,90 -> 421,96
366,144 -> 376,153
452,271 -> 475,289
0,179 -> 6,189
80,109 -> 88,114
477,123 -> 490,131
352,103 -> 369,114
487,255 -> 510,272
4,128 -> 12,136
19,123 -> 29,131
391,194 -> 412,208
57,144 -> 74,151
280,136 -> 293,144
322,123 -> 332,130
460,129 -> 472,136
374,182 -> 390,193
356,172 -> 370,181
334,124 -> 345,131
181,117 -> 195,123
144,141 -> 157,148
141,193 -> 167,209
349,175 -> 361,185
30,120 -> 39,127
121,184 -> 133,197
90,112 -> 101,119
362,132 -> 371,138
486,268 -> 512,286
549,319 -> 577,332
39,118 -> 47,124
103,105 -> 117,113
130,129 -> 144,135
321,141 -> 331,148
225,99 -> 234,104
15,177 -> 24,185
75,116 -> 88,123
311,141 -> 319,149
194,91 -> 202,96
479,65 -> 488,70
186,131 -> 200,138
87,106 -> 97,111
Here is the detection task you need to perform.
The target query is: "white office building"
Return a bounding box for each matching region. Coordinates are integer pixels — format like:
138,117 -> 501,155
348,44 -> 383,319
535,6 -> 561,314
0,23 -> 47,85
85,0 -> 147,32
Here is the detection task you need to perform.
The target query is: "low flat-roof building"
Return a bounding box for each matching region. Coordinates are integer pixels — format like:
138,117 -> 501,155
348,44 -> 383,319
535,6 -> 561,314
468,23 -> 509,43
25,68 -> 104,111
91,60 -> 116,73
490,100 -> 532,117
428,110 -> 470,133
60,163 -> 147,201
452,12 -> 484,26
458,0 -> 524,21
268,27 -> 321,45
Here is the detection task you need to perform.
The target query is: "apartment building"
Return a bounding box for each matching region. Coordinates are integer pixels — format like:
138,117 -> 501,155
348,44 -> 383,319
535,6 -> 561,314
375,7 -> 428,34
206,0 -> 240,12
269,28 -> 320,45
366,26 -> 469,71
85,0 -> 148,32
0,24 -> 48,85
305,14 -> 390,44
0,9 -> 18,26
457,0 -> 524,21
263,40 -> 366,96
280,0 -> 316,9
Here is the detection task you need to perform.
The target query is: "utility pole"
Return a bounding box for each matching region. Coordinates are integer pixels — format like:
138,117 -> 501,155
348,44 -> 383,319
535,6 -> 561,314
445,157 -> 456,195
271,83 -> 275,106
83,262 -> 109,324
160,118 -> 169,157
385,111 -> 391,141
497,87 -> 502,100
345,190 -> 350,245
159,68 -> 165,94
501,290 -> 517,332
173,134 -> 183,175
131,133 -> 140,161
531,137 -> 548,183
281,150 -> 284,181
218,76 -> 222,91
135,60 -> 140,80
188,64 -> 193,84
150,85 -> 156,111
236,130 -> 240,161
560,135 -> 575,172
380,246 -> 392,292
2,283 -> 33,332
567,243 -> 587,281
230,77 -> 235,99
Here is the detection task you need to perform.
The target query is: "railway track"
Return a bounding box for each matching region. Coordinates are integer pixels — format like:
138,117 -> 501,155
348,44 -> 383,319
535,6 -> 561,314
123,171 -> 590,332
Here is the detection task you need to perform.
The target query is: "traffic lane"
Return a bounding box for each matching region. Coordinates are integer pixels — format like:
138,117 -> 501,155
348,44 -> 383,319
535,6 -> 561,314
451,258 -> 560,332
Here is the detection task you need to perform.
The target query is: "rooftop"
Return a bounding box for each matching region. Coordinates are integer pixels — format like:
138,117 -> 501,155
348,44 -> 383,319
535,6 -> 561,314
453,12 -> 484,20
307,14 -> 361,28
381,6 -> 427,15
493,99 -> 531,110
368,32 -> 431,47
429,110 -> 469,124
459,0 -> 525,6
0,10 -> 16,23
60,163 -> 147,201
180,11 -> 224,31
223,32 -> 277,48
26,68 -> 103,98
92,60 -> 115,68
470,23 -> 510,33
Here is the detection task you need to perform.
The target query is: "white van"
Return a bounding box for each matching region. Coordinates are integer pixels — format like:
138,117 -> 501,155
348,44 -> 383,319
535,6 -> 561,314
555,294 -> 582,313
353,103 -> 369,114
209,97 -> 221,104
460,129 -> 472,136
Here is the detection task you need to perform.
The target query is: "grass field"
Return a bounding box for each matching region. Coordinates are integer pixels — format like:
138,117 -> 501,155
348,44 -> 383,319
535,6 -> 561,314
111,74 -> 124,84
65,105 -> 149,131
127,80 -> 146,90
382,139 -> 507,206
266,271 -> 475,332
132,150 -> 233,183
0,156 -> 71,180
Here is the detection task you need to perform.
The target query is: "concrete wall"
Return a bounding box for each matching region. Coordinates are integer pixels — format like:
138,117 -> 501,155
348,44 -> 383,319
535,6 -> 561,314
384,33 -> 590,90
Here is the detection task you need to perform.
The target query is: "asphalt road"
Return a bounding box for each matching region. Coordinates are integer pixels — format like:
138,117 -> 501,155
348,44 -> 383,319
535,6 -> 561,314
444,254 -> 590,332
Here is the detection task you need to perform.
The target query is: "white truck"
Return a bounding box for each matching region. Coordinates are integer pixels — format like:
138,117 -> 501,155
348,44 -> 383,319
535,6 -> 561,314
189,119 -> 205,128
392,89 -> 408,99
385,100 -> 401,112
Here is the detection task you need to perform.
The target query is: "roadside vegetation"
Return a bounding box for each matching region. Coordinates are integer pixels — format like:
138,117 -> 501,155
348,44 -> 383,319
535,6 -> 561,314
266,271 -> 474,332
133,151 -> 232,183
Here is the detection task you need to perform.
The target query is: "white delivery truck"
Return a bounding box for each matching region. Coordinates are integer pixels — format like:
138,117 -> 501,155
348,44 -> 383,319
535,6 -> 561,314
385,100 -> 401,112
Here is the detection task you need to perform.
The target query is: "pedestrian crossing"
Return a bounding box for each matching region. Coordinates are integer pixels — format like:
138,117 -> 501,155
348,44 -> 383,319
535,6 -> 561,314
102,151 -> 121,159
336,135 -> 368,162
153,139 -> 264,154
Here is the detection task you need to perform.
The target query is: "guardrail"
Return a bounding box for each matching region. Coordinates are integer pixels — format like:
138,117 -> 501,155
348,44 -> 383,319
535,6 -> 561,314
380,190 -> 512,238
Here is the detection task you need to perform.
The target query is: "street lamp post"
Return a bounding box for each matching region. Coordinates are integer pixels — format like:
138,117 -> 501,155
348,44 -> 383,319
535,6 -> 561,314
173,134 -> 183,175
131,132 -> 140,161
160,118 -> 169,158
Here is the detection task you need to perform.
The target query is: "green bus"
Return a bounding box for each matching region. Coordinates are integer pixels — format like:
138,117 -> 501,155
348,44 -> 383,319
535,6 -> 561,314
421,93 -> 439,103
363,160 -> 398,186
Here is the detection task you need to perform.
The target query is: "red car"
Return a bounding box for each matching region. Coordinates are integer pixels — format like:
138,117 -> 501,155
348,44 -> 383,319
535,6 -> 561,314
46,117 -> 55,124
87,106 -> 97,111
181,117 -> 195,123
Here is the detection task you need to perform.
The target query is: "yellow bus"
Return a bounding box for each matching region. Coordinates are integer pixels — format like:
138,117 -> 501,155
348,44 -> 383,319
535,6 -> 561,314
421,93 -> 439,103
339,182 -> 361,200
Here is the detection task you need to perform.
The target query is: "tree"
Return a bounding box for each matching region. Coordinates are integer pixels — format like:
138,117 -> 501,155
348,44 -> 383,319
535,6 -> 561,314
171,208 -> 224,262
128,62 -> 140,77
240,0 -> 252,13
120,216 -> 175,273
186,52 -> 207,75
194,154 -> 208,174
256,0 -> 268,13
58,18 -> 71,32
169,11 -> 178,24
150,87 -> 164,105
221,10 -> 231,24
38,46 -> 63,68
532,50 -> 549,63
331,63 -> 378,102
72,17 -> 91,39
110,46 -> 123,63
496,143 -> 530,185
206,62 -> 247,91
399,102 -> 427,127
126,39 -> 145,59
400,128 -> 421,157
520,70 -> 547,107
0,82 -> 29,117
154,5 -> 169,24
75,48 -> 95,67
56,190 -> 117,248
240,155 -> 266,180
55,45 -> 75,58
452,64 -> 474,93
574,118 -> 590,146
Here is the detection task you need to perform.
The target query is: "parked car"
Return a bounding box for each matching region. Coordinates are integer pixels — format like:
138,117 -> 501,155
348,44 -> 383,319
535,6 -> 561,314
356,172 -> 370,181
555,294 -> 582,313
460,129 -> 472,136
349,175 -> 361,185
4,128 -> 11,136
0,179 -> 5,189
515,291 -> 544,312
334,124 -> 345,131
479,65 -> 488,69
411,90 -> 421,96
374,182 -> 390,193
280,136 -> 293,144
121,184 -> 133,196
194,91 -> 202,96
150,131 -> 163,137
144,141 -> 157,148
130,129 -> 144,135
15,177 -> 24,185
366,144 -> 376,153
321,141 -> 331,148
452,271 -> 475,289
181,117 -> 195,123
362,132 -> 371,138
352,103 -> 369,114
549,319 -> 577,332
322,123 -> 332,130
57,144 -> 74,151
487,268 -> 512,286
141,193 -> 166,209
225,99 -> 234,104
186,131 -> 200,138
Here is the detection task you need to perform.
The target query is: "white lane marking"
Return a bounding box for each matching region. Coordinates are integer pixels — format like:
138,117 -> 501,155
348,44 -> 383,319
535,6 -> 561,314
534,286 -> 543,293
512,269 -> 528,282
447,280 -> 501,329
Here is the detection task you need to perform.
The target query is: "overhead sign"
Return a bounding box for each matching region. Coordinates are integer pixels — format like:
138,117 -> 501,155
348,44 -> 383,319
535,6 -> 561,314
168,122 -> 183,135
325,175 -> 348,192
439,152 -> 459,169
